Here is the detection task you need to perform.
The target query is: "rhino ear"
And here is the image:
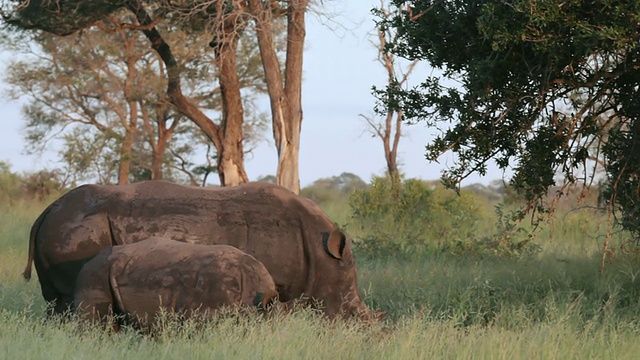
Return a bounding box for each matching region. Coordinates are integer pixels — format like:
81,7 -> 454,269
322,230 -> 345,260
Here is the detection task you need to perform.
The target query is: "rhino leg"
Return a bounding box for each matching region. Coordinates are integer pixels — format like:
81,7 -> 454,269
75,296 -> 113,323
49,258 -> 97,316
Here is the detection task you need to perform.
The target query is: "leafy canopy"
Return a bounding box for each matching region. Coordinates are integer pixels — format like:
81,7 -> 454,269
380,0 -> 640,235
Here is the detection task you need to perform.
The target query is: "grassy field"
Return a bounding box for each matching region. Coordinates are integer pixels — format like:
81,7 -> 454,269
3,200 -> 640,359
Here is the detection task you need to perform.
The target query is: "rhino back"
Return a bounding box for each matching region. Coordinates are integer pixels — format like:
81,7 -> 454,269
37,183 -> 119,266
108,240 -> 276,317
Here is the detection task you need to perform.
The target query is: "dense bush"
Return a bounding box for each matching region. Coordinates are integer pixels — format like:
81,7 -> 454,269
301,172 -> 367,206
348,176 -> 488,257
0,162 -> 67,204
0,162 -> 23,204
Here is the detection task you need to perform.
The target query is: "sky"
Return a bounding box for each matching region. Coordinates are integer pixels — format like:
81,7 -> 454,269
0,1 -> 502,187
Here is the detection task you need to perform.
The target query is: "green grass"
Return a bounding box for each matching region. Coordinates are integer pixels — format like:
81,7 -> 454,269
3,200 -> 640,359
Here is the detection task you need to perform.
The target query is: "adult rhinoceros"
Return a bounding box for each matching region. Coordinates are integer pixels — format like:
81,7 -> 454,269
24,181 -> 376,319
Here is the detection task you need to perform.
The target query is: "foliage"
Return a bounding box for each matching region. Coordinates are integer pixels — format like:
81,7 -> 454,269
442,204 -> 542,259
3,8 -> 270,185
301,172 -> 367,206
21,169 -> 68,201
2,0 -> 126,36
379,0 -> 640,237
349,175 -> 485,257
0,162 -> 67,203
601,122 -> 640,237
255,174 -> 277,184
0,161 -> 23,204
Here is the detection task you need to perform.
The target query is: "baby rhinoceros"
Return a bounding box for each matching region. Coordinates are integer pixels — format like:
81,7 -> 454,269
73,238 -> 278,329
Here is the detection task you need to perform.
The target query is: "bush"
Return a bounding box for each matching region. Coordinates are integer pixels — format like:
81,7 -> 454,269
21,169 -> 67,201
0,162 -> 23,204
441,204 -> 542,260
0,162 -> 68,204
348,176 -> 485,258
301,172 -> 367,206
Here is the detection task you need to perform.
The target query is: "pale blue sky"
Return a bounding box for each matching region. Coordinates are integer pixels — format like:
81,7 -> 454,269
0,1 -> 501,186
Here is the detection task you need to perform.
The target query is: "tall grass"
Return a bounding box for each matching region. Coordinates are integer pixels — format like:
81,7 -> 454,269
3,198 -> 640,359
2,307 -> 640,359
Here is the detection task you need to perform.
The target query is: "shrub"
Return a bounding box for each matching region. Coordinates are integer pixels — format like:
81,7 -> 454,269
443,204 -> 542,260
0,162 -> 68,204
0,162 -> 23,204
21,169 -> 67,201
348,176 -> 485,258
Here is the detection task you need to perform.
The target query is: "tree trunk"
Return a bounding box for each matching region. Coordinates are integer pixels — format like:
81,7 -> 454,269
151,115 -> 169,181
127,0 -> 249,187
369,7 -> 417,187
213,20 -> 248,186
118,121 -> 135,184
277,1 -> 306,194
248,0 -> 307,194
118,33 -> 139,185
384,110 -> 402,184
150,104 -> 179,181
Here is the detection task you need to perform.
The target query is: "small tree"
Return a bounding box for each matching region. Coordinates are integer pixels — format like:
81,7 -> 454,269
3,4 -> 270,185
3,0 -> 274,186
362,0 -> 419,184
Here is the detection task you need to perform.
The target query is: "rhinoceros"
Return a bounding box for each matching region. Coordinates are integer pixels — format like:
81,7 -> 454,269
24,181 -> 377,319
74,238 -> 278,329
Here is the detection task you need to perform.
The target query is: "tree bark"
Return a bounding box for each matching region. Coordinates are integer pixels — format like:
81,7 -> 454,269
141,102 -> 178,180
212,14 -> 249,186
278,0 -> 306,194
152,110 -> 173,180
118,100 -> 137,184
383,110 -> 402,183
117,26 -> 139,185
126,0 -> 249,186
248,0 -> 307,194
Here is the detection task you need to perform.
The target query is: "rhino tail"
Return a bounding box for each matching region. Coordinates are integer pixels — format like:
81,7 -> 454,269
23,202 -> 56,281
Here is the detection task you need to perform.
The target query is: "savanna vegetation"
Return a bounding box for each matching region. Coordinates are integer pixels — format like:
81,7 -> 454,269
3,0 -> 640,358
3,166 -> 640,358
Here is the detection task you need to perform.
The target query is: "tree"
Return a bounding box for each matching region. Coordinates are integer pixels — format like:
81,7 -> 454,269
248,0 -> 307,194
171,0 -> 308,194
4,0 -> 305,192
117,0 -> 257,186
167,0 -> 253,186
362,0 -> 419,183
378,1 -> 640,236
3,2 -> 270,185
0,161 -> 68,203
5,18 -> 153,184
301,172 -> 367,205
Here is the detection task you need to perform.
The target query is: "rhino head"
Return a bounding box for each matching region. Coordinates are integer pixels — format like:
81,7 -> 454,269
319,230 -> 384,320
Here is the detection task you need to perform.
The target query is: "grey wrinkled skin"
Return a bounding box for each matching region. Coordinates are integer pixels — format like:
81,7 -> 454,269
25,181 -> 377,319
74,238 -> 278,329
